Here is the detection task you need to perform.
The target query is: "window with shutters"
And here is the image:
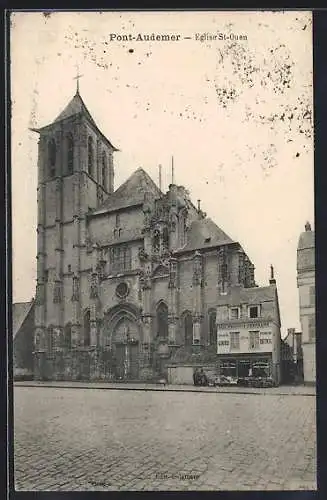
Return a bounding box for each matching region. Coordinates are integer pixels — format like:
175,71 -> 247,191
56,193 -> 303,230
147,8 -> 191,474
248,305 -> 260,318
230,332 -> 240,350
230,307 -> 240,320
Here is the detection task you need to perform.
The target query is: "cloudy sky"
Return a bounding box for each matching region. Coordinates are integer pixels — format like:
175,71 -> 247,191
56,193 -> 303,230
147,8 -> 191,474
10,11 -> 313,337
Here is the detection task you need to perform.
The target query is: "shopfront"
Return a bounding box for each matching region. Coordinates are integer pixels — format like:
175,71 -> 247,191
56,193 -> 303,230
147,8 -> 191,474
218,354 -> 276,386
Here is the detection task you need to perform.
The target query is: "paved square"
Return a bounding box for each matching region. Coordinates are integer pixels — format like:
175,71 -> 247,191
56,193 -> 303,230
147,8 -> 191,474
14,387 -> 316,491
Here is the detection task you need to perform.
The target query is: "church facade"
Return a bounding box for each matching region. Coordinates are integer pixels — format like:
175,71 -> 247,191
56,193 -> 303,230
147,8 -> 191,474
32,89 -> 266,382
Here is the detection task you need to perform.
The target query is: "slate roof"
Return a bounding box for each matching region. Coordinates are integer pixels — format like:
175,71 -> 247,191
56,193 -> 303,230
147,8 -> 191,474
33,91 -> 118,151
13,301 -> 34,339
93,168 -> 162,214
216,285 -> 277,307
53,92 -> 97,127
176,217 -> 234,253
298,228 -> 315,251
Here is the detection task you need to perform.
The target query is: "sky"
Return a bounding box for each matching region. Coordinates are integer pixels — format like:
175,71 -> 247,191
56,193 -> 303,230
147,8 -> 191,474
10,11 -> 314,337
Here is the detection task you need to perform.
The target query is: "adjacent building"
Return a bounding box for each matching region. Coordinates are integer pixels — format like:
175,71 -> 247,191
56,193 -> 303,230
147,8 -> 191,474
281,327 -> 303,384
13,300 -> 35,379
216,268 -> 282,386
297,222 -> 315,385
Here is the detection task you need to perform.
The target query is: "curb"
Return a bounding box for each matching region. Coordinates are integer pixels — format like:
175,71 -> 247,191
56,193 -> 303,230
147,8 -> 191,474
14,383 -> 316,397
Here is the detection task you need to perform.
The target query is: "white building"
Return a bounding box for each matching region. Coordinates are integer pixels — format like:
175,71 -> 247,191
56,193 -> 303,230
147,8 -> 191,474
297,222 -> 315,385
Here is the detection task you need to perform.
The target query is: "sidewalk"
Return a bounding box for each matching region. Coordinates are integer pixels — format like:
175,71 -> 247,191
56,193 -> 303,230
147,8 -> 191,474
14,380 -> 316,396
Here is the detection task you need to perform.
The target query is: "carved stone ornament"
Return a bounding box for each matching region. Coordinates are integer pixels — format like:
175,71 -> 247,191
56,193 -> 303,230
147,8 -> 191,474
168,258 -> 178,288
35,283 -> 44,305
90,272 -> 99,299
53,280 -> 62,303
71,274 -> 80,302
192,313 -> 203,324
138,247 -> 149,262
115,281 -> 129,299
192,252 -> 203,286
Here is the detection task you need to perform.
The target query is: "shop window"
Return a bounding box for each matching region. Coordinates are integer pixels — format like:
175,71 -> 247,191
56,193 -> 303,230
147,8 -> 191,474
252,361 -> 270,378
230,307 -> 240,320
249,330 -> 260,350
220,361 -> 236,378
238,360 -> 251,378
230,331 -> 240,350
249,305 -> 260,318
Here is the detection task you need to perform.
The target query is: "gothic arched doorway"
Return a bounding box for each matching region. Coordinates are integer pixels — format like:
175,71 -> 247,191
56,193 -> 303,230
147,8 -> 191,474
103,304 -> 141,380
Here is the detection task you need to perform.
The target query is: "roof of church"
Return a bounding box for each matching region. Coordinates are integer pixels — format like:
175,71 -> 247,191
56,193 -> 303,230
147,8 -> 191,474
33,91 -> 118,151
94,168 -> 162,213
54,91 -> 97,126
13,301 -> 34,339
177,217 -> 234,253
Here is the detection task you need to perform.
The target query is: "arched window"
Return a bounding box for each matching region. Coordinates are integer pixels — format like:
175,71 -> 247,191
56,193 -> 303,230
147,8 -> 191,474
48,139 -> 56,178
64,323 -> 72,349
83,310 -> 91,346
47,325 -> 54,354
66,134 -> 74,174
87,136 -> 94,176
163,226 -> 169,250
156,302 -> 168,339
102,151 -> 108,189
208,309 -> 217,346
183,311 -> 193,346
153,229 -> 160,253
180,213 -> 187,247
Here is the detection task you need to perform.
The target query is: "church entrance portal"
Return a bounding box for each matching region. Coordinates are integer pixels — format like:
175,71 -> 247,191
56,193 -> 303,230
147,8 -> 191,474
104,305 -> 141,381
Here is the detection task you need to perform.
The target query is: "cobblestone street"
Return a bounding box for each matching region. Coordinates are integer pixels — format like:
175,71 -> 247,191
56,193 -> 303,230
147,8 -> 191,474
14,386 -> 316,491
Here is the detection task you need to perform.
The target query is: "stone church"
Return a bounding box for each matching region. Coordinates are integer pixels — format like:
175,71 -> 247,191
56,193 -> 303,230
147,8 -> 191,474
32,87 -> 259,382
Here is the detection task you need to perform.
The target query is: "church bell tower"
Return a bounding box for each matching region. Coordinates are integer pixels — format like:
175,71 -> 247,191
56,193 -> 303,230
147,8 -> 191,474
32,83 -> 117,376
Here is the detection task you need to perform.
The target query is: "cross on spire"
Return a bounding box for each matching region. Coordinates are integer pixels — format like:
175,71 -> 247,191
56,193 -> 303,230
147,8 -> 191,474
73,65 -> 84,94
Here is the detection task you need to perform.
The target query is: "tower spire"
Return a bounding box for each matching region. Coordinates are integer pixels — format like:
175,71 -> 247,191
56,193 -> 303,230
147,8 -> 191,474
171,155 -> 175,185
73,65 -> 84,94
